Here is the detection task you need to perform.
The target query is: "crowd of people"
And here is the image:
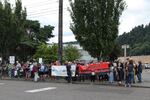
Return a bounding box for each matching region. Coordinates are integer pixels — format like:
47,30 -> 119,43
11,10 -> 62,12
108,58 -> 143,87
0,60 -> 77,82
0,58 -> 143,87
0,60 -> 58,81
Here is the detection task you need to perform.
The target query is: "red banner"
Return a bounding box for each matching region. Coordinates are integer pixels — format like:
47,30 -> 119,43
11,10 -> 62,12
79,62 -> 110,74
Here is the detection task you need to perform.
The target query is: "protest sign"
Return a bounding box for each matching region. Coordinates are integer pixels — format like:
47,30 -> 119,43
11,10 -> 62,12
52,65 -> 76,76
9,56 -> 15,64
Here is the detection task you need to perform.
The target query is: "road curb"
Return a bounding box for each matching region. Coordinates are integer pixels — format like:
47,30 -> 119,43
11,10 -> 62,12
1,78 -> 150,88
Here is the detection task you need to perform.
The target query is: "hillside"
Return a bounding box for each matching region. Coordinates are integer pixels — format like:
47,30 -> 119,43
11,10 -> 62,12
117,23 -> 150,56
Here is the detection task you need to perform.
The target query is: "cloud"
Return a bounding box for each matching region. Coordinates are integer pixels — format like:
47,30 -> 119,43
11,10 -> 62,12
9,0 -> 150,42
119,0 -> 150,34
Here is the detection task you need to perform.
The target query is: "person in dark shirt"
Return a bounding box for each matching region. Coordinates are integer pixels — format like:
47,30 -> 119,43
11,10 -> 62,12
137,61 -> 142,83
66,62 -> 72,83
125,59 -> 134,87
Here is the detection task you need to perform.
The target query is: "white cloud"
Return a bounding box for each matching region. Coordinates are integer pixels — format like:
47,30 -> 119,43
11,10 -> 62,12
8,0 -> 150,42
21,0 -> 75,43
119,0 -> 150,34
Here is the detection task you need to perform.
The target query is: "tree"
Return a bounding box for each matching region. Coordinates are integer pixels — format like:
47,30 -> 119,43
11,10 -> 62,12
19,20 -> 54,60
33,43 -> 58,63
0,0 -> 26,60
117,23 -> 150,56
63,44 -> 81,62
0,0 -> 54,61
33,43 -> 51,62
69,0 -> 126,61
108,42 -> 122,61
34,43 -> 81,63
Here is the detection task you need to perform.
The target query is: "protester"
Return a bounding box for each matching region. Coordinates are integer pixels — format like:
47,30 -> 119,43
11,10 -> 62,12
137,61 -> 142,83
7,63 -> 13,78
109,62 -> 114,83
125,59 -> 134,87
66,61 -> 72,83
16,61 -> 21,78
29,62 -> 34,78
75,63 -> 80,81
133,61 -> 138,83
1,62 -> 7,79
24,62 -> 30,80
117,62 -> 124,85
33,63 -> 39,82
90,69 -> 96,83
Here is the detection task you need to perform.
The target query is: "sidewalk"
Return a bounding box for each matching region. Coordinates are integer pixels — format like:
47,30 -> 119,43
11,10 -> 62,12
1,69 -> 150,88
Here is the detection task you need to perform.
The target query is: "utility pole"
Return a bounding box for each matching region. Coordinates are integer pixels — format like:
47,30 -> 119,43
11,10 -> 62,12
58,0 -> 63,64
122,44 -> 129,61
122,44 -> 129,80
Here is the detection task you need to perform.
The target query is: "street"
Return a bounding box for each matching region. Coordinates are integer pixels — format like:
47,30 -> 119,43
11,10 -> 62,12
0,80 -> 150,100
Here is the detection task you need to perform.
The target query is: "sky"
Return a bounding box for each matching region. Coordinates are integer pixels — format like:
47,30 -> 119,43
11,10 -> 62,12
9,0 -> 150,43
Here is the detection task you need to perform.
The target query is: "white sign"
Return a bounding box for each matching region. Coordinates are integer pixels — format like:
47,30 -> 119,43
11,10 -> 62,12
39,58 -> 43,64
0,57 -> 2,61
9,56 -> 15,64
52,65 -> 76,76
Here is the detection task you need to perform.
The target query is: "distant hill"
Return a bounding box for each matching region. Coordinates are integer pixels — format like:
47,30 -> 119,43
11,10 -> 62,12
117,23 -> 150,56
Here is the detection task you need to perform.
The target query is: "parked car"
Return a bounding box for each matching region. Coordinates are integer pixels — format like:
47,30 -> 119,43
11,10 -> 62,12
144,63 -> 150,69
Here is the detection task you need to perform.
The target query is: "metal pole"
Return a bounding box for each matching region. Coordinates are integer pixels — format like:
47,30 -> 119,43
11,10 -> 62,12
122,44 -> 129,62
124,46 -> 127,59
58,0 -> 63,64
122,44 -> 129,80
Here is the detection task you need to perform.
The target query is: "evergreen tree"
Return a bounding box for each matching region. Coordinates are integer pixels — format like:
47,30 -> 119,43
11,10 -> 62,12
69,0 -> 126,60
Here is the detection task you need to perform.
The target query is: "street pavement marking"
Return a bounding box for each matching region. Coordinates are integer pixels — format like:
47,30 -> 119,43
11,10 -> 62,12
25,87 -> 57,93
0,83 -> 5,85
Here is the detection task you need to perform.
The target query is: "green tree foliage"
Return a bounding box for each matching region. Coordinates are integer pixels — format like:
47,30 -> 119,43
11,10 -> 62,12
0,0 -> 54,61
33,43 -> 58,63
34,43 -> 81,63
49,43 -> 58,61
18,20 -> 54,60
33,43 -> 50,60
69,0 -> 126,60
108,42 -> 122,61
63,44 -> 81,62
0,0 -> 26,60
117,24 -> 150,56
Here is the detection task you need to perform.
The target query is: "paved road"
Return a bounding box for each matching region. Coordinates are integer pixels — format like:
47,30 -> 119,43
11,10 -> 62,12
143,69 -> 150,81
0,80 -> 150,100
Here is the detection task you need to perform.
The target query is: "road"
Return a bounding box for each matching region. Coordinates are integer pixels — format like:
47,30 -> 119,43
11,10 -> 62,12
0,80 -> 150,100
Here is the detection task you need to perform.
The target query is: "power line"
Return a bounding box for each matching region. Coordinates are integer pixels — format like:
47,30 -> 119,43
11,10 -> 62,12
27,8 -> 67,16
26,1 -> 58,9
28,7 -> 67,14
26,0 -> 58,7
27,7 -> 69,17
27,12 -> 68,18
